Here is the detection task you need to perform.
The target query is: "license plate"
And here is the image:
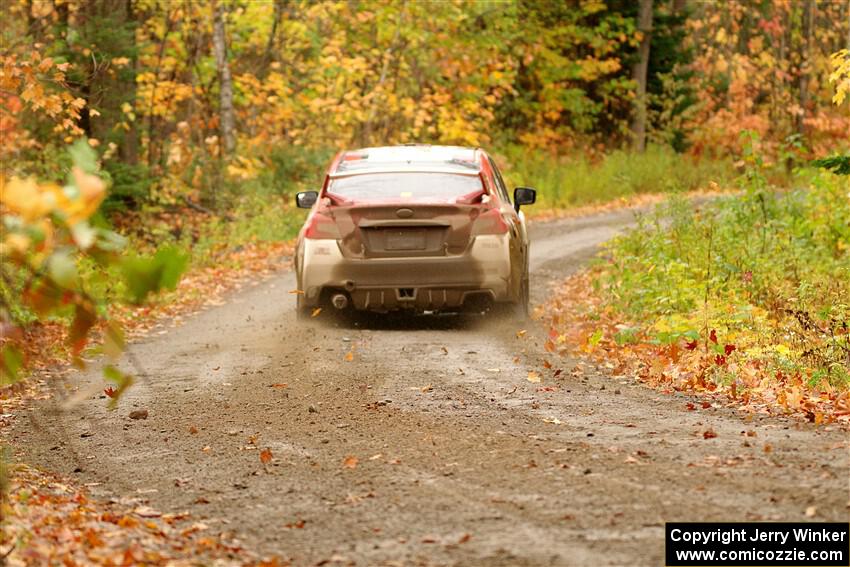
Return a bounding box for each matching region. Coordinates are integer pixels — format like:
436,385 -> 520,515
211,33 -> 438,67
385,230 -> 426,250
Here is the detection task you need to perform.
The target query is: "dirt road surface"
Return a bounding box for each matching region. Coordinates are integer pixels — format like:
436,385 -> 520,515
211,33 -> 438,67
14,209 -> 849,566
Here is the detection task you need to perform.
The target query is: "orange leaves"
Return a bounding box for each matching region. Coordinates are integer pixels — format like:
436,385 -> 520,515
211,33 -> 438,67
260,448 -> 273,465
5,464 -> 254,564
343,455 -> 359,469
68,166 -> 107,224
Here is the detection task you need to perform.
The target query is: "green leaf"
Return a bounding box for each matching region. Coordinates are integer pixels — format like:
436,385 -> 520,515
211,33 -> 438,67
103,365 -> 134,409
103,322 -> 125,360
95,228 -> 127,253
0,345 -> 24,385
121,246 -> 188,304
68,138 -> 99,174
47,250 -> 78,288
70,222 -> 96,249
589,328 -> 603,346
811,155 -> 850,176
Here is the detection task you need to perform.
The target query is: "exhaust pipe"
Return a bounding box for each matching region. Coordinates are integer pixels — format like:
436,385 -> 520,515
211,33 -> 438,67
331,293 -> 349,310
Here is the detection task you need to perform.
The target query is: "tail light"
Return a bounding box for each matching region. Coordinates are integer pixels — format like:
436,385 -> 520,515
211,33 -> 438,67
304,212 -> 341,239
472,207 -> 509,235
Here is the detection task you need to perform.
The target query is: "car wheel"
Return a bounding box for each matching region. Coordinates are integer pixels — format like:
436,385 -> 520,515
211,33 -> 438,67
493,271 -> 529,321
514,275 -> 530,319
295,284 -> 312,320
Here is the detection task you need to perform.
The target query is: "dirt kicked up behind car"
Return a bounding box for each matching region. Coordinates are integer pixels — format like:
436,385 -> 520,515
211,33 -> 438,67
293,145 -> 536,319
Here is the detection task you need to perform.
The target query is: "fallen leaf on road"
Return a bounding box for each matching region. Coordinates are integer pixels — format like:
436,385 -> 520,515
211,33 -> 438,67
269,383 -> 287,388
343,455 -> 358,469
104,386 -> 117,398
133,506 -> 161,518
516,329 -> 527,338
527,370 -> 541,383
189,426 -> 198,434
369,454 -> 383,460
311,307 -> 322,317
703,429 -> 718,439
440,346 -> 448,355
260,448 -> 272,464
543,417 -> 562,425
344,351 -> 354,362
805,506 -> 817,518
421,384 -> 432,393
543,359 -> 552,369
457,533 -> 472,544
284,519 -> 306,529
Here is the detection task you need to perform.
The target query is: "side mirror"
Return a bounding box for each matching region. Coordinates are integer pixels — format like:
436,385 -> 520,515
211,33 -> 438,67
296,191 -> 318,209
513,187 -> 536,212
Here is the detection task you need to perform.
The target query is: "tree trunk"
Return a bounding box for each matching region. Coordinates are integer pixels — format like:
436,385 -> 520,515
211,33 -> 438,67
212,0 -> 235,156
260,0 -> 284,77
796,0 -> 814,139
630,0 -> 653,152
119,0 -> 139,165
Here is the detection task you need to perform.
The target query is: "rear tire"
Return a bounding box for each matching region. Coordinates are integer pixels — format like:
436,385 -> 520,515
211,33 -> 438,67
492,274 -> 529,322
296,292 -> 311,320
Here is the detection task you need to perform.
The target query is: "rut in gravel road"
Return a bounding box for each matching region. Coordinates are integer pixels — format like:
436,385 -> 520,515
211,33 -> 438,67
15,208 -> 849,566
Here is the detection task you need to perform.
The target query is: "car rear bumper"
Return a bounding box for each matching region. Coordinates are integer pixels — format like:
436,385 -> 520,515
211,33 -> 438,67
298,235 -> 513,311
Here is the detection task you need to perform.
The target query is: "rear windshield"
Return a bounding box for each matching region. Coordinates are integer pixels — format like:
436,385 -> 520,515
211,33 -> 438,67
327,172 -> 483,203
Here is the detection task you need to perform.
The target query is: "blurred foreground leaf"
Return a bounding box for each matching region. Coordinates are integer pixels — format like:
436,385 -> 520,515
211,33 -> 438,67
122,246 -> 189,304
103,365 -> 134,409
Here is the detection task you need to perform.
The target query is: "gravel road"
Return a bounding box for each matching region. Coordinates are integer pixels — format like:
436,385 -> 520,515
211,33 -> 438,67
15,208 -> 849,566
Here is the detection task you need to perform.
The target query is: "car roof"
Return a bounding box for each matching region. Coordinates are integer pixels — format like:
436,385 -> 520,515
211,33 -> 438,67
330,145 -> 483,178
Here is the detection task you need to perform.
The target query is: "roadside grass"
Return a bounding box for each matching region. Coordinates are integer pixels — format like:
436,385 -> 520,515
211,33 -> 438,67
541,166 -> 850,423
499,144 -> 738,209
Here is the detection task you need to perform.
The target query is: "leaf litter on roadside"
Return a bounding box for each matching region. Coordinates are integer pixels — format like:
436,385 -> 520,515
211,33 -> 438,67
542,270 -> 850,427
1,463 -> 278,565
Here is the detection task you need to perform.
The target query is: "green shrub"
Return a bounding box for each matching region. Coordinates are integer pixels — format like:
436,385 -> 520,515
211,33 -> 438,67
600,167 -> 850,388
267,145 -> 335,194
102,160 -> 152,210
